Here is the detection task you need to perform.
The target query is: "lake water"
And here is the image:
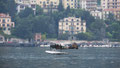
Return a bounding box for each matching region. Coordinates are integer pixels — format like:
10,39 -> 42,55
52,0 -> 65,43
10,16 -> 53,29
0,47 -> 120,68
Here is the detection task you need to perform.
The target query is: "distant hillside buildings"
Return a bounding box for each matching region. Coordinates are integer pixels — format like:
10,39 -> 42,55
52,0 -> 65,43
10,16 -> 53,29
15,0 -> 36,14
14,0 -> 120,20
0,13 -> 15,35
36,0 -> 59,12
58,17 -> 86,35
101,0 -> 120,20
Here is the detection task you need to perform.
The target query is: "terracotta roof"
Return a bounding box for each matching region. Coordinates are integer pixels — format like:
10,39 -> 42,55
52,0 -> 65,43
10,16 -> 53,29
0,13 -> 11,18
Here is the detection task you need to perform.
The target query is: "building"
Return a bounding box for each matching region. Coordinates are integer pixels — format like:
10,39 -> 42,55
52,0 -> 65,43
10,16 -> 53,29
15,0 -> 36,14
36,0 -> 59,12
79,0 -> 97,11
58,17 -> 86,35
90,10 -> 102,19
0,35 -> 5,43
0,13 -> 15,35
101,0 -> 120,20
101,0 -> 120,10
34,33 -> 42,43
62,0 -> 78,9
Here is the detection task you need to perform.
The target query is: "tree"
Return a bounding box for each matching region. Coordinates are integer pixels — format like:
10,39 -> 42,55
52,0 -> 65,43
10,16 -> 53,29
18,7 -> 34,18
7,0 -> 16,20
75,32 -> 93,40
36,5 -> 43,15
58,0 -> 64,12
90,19 -> 106,40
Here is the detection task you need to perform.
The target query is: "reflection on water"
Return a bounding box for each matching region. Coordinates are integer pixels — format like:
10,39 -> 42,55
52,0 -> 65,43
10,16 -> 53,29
0,47 -> 120,68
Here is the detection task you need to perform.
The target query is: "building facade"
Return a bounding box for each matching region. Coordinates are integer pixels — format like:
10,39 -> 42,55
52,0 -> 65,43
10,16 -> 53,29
34,33 -> 42,43
15,0 -> 36,14
79,0 -> 97,11
101,0 -> 120,20
90,10 -> 102,19
62,0 -> 78,9
58,17 -> 86,35
36,0 -> 59,12
0,13 -> 15,35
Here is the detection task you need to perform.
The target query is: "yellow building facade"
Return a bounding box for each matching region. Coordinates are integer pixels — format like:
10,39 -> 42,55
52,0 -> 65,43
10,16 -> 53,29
62,0 -> 78,9
36,0 -> 59,12
59,17 -> 86,35
0,13 -> 15,35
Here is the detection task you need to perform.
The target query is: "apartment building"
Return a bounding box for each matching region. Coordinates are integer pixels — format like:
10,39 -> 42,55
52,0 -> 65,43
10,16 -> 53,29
79,0 -> 97,11
101,0 -> 120,20
15,0 -> 36,14
62,0 -> 78,9
36,0 -> 59,12
58,17 -> 86,35
0,13 -> 15,35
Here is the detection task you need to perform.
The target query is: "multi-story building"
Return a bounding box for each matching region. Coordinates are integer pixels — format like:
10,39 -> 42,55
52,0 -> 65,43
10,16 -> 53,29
79,0 -> 97,11
101,0 -> 120,20
15,0 -> 36,14
36,0 -> 59,12
0,13 -> 15,35
62,0 -> 78,9
58,17 -> 86,35
90,10 -> 103,19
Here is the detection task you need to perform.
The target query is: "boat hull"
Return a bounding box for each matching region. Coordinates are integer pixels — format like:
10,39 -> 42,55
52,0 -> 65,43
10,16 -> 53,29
45,50 -> 67,55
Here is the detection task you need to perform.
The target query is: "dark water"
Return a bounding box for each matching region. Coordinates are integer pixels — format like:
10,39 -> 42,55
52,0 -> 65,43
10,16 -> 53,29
0,47 -> 120,68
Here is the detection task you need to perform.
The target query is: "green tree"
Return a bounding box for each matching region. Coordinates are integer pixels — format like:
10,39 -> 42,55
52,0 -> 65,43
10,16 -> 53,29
18,7 -> 34,18
36,5 -> 43,15
58,0 -> 64,12
90,19 -> 106,40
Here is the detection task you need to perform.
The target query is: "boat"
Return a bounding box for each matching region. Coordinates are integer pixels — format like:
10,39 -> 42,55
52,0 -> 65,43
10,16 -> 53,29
45,49 -> 68,55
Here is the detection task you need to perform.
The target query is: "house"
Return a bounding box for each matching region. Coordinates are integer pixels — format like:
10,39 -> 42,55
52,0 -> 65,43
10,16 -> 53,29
0,13 -> 15,35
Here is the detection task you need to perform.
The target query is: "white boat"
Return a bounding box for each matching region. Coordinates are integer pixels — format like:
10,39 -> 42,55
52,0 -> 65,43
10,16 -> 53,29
40,44 -> 50,47
45,50 -> 68,55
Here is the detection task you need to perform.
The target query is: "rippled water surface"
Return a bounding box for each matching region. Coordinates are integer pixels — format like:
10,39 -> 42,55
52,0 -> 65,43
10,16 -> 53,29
0,47 -> 120,68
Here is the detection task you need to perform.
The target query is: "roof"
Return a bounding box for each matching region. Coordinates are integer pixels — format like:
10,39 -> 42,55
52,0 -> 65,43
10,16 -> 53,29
0,13 -> 11,18
104,8 -> 120,12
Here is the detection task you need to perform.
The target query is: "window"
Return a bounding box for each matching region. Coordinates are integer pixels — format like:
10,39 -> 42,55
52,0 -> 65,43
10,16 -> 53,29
7,24 -> 9,27
2,19 -> 5,23
3,28 -> 6,30
71,19 -> 74,21
8,28 -> 11,30
77,23 -> 79,25
77,27 -> 79,29
20,5 -> 24,8
66,19 -> 68,22
47,1 -> 49,4
81,27 -> 84,32
19,0 -> 21,2
7,19 -> 9,22
54,2 -> 56,4
40,1 -> 42,4
2,24 -> 5,27
66,23 -> 68,25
